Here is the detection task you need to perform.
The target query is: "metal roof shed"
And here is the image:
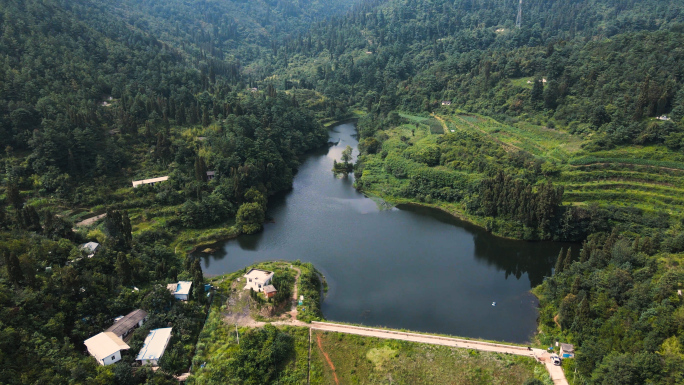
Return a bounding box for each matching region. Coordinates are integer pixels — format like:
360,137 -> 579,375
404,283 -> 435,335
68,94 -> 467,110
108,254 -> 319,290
136,328 -> 173,366
106,309 -> 148,339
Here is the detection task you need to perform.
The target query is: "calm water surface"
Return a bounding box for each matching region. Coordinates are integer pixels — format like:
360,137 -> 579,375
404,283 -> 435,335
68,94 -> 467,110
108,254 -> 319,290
200,123 -> 572,343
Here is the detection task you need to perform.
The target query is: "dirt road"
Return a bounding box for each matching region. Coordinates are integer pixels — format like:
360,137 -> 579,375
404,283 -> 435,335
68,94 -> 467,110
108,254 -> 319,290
74,213 -> 106,227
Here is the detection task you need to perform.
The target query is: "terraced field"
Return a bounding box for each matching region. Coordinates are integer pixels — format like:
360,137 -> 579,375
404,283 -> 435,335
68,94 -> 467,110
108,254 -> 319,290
434,112 -> 583,161
380,112 -> 684,227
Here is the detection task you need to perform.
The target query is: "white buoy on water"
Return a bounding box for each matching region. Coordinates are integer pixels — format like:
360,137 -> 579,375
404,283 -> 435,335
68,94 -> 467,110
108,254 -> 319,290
492,302 -> 497,306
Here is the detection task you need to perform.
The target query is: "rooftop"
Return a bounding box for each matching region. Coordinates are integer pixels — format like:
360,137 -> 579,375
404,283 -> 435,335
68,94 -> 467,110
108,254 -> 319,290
80,242 -> 99,253
244,268 -> 274,282
132,176 -> 169,187
105,309 -> 148,337
168,281 -> 193,296
84,332 -> 130,361
263,285 -> 277,294
560,343 -> 574,352
136,328 -> 173,362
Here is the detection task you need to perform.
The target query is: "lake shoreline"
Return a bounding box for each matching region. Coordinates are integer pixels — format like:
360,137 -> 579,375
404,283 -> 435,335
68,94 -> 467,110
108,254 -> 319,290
199,121 -> 559,343
357,189 -> 526,241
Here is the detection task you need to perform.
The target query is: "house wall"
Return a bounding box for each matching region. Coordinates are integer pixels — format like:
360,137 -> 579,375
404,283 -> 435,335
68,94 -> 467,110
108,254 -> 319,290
96,350 -> 122,366
174,293 -> 188,301
245,276 -> 272,292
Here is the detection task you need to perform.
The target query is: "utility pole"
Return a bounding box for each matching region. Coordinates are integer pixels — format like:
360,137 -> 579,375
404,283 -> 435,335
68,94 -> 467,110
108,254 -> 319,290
516,0 -> 522,29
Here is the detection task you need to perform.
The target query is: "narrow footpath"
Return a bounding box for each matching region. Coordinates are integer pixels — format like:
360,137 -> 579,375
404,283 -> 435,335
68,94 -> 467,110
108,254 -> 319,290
309,321 -> 569,385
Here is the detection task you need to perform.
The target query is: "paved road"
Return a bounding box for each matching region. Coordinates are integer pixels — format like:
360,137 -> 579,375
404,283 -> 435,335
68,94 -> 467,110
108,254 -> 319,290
310,321 -> 569,385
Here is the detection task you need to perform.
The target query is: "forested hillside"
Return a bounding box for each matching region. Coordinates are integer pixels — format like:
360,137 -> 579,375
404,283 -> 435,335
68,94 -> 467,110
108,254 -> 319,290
0,0 -> 328,383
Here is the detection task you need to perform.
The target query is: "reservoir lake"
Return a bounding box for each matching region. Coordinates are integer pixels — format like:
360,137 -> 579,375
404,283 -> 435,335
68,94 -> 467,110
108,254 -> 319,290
199,122 -> 573,343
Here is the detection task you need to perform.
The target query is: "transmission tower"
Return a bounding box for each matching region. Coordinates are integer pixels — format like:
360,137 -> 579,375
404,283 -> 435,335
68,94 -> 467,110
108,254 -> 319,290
516,0 -> 522,29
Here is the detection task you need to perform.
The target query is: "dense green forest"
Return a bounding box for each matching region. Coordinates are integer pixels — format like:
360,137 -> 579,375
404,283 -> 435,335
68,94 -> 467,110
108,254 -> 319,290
0,0 -> 330,383
2,0 -> 684,383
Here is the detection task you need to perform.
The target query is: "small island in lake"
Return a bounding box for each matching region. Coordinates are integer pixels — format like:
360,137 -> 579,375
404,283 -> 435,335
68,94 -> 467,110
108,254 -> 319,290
332,145 -> 354,174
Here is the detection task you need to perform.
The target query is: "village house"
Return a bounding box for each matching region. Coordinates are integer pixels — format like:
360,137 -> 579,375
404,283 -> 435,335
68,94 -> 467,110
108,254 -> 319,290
560,343 -> 575,358
658,115 -> 671,121
80,242 -> 100,258
136,328 -> 172,366
132,176 -> 169,188
84,332 -> 130,366
441,100 -> 452,106
263,285 -> 277,299
167,281 -> 193,301
243,268 -> 274,292
106,309 -> 148,341
206,171 -> 216,181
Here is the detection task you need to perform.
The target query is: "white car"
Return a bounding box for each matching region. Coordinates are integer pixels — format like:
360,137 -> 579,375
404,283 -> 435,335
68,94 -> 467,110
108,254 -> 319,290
550,354 -> 562,366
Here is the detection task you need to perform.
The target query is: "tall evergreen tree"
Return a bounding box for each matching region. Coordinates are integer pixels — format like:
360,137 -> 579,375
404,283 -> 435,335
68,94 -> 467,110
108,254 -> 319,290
554,247 -> 565,274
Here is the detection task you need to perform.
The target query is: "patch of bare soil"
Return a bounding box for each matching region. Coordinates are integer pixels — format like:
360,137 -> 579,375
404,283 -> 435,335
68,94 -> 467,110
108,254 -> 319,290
316,334 -> 339,385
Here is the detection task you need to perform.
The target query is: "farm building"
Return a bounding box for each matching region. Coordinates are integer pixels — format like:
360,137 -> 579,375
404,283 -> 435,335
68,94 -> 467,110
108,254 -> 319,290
84,332 -> 130,366
167,281 -> 193,301
132,176 -> 169,188
263,285 -> 277,298
106,309 -> 148,341
560,343 -> 575,358
243,268 -> 274,292
136,328 -> 172,366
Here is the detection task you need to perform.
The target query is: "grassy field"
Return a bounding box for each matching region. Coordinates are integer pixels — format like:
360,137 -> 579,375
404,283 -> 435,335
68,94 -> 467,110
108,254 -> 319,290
312,329 -> 548,385
434,111 -> 583,161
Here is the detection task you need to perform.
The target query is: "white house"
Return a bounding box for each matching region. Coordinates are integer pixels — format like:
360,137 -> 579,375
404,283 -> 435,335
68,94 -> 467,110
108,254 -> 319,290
84,332 -> 130,366
243,269 -> 274,292
167,281 -> 193,301
80,242 -> 100,258
136,328 -> 172,366
658,115 -> 671,121
441,100 -> 452,106
132,176 -> 169,188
